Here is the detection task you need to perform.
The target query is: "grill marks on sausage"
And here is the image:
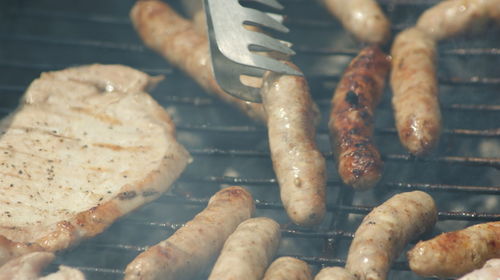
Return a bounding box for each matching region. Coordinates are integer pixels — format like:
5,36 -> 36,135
408,221 -> 500,278
329,45 -> 390,190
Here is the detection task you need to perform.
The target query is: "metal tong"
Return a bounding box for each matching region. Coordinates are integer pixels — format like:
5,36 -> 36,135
203,0 -> 302,103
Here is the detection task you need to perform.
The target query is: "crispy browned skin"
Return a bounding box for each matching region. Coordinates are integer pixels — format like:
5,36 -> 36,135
130,0 -> 266,123
261,66 -> 326,226
329,45 -> 390,190
124,186 -> 255,280
390,27 -> 441,156
345,191 -> 437,280
408,221 -> 500,278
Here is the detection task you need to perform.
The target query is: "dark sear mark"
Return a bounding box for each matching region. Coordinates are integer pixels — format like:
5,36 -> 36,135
345,91 -> 359,107
118,191 -> 137,200
142,190 -> 159,197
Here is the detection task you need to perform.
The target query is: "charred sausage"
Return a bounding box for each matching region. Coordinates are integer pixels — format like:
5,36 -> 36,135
124,186 -> 255,280
263,256 -> 312,280
261,66 -> 326,226
417,0 -> 500,41
345,191 -> 437,280
130,0 -> 267,123
319,0 -> 391,44
208,217 -> 280,280
314,267 -> 356,280
408,221 -> 500,278
329,45 -> 390,190
390,27 -> 441,156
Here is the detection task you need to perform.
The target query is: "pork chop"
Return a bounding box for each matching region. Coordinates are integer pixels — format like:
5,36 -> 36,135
0,64 -> 191,265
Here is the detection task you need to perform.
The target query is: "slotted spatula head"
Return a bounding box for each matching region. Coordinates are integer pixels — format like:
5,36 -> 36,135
204,0 -> 302,103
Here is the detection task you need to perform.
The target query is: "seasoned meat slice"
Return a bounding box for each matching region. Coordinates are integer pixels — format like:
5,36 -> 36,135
0,64 -> 191,265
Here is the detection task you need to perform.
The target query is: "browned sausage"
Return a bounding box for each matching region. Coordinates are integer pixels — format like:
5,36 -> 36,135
124,186 -> 255,280
408,221 -> 500,278
390,27 -> 441,156
345,191 -> 438,280
261,66 -> 327,226
328,45 -> 390,190
130,0 -> 267,123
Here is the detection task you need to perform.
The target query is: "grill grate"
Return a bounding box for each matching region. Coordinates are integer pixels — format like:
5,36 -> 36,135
0,0 -> 499,279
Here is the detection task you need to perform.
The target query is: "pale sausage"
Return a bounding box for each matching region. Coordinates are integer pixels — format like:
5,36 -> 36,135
345,191 -> 437,280
124,186 -> 255,280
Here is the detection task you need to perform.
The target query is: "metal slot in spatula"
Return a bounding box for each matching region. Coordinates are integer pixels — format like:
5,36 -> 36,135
203,0 -> 302,103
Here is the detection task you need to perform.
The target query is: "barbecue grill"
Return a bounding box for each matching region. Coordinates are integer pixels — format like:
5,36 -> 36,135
0,0 -> 499,279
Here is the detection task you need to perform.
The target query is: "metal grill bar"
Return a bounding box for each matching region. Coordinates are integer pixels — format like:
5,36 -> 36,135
7,10 -> 130,24
176,124 -> 500,138
178,175 -> 500,195
1,29 -> 500,58
0,60 -> 173,75
0,34 -> 146,52
117,218 -> 355,239
150,193 -> 500,221
295,46 -> 500,56
186,148 -> 500,168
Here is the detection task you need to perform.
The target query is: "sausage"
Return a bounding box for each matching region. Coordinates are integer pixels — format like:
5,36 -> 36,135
390,27 -> 441,156
328,45 -> 390,190
261,66 -> 326,226
124,186 -> 255,280
416,0 -> 500,41
208,217 -> 281,280
319,0 -> 391,44
345,191 -> 437,280
262,256 -> 312,280
130,0 -> 267,123
314,267 -> 356,280
458,259 -> 500,280
408,221 -> 500,278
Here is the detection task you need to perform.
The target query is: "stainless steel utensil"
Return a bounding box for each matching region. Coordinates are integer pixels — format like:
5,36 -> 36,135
203,0 -> 302,102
